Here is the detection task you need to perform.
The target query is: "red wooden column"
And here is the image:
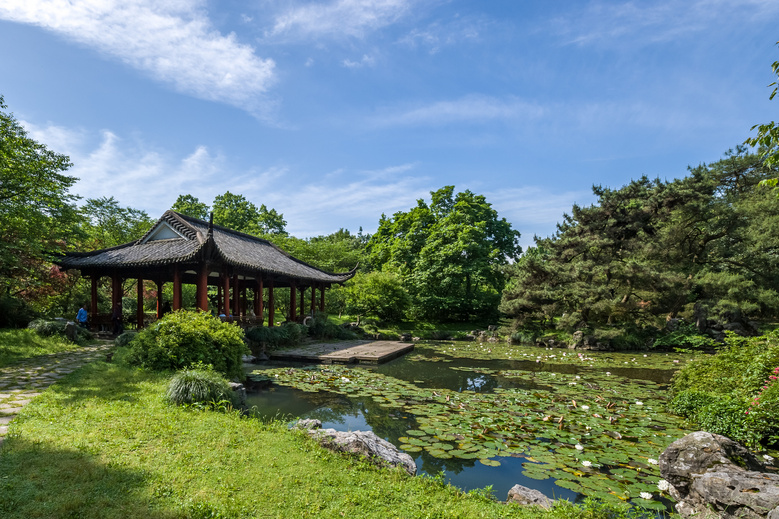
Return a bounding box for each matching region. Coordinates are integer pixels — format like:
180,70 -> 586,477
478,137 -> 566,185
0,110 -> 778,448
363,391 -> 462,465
222,273 -> 231,316
197,265 -> 209,312
111,272 -> 121,310
156,281 -> 164,318
289,282 -> 297,322
90,277 -> 98,327
136,278 -> 145,329
299,286 -> 305,317
232,275 -> 240,317
172,266 -> 182,310
254,278 -> 264,321
320,283 -> 326,312
267,282 -> 275,326
310,285 -> 316,314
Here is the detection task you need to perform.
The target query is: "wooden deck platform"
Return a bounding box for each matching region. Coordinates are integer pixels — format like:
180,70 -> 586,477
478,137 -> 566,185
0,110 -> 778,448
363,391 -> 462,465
269,340 -> 414,365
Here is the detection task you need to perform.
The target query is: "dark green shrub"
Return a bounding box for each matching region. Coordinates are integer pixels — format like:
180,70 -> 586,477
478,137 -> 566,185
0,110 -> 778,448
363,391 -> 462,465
0,294 -> 36,328
125,310 -> 247,378
28,318 -> 93,345
114,331 -> 138,348
245,322 -> 308,352
306,313 -> 359,340
653,323 -> 718,351
165,364 -> 237,407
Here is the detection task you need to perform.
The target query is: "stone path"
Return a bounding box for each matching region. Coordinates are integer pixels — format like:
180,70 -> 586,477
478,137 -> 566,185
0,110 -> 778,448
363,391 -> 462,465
0,341 -> 114,447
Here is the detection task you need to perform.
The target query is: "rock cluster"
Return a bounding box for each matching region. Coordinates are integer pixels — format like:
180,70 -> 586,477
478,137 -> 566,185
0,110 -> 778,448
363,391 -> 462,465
660,431 -> 779,519
506,484 -> 553,508
294,419 -> 417,476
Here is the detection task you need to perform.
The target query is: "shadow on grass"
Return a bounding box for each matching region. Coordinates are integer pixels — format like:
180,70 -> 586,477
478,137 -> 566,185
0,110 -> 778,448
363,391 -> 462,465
0,437 -> 180,519
48,356 -> 168,408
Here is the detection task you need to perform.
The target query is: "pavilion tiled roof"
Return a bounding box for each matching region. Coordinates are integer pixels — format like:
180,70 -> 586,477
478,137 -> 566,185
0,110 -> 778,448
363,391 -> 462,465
57,210 -> 356,284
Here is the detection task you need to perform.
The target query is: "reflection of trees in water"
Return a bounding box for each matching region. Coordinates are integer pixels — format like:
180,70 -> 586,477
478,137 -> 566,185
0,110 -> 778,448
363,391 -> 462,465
296,391 -> 359,424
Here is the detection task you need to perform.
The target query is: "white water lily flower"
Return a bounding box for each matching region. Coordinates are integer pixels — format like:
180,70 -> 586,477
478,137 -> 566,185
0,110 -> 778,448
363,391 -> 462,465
575,444 -> 584,450
581,405 -> 590,410
341,377 -> 350,382
647,458 -> 658,465
657,479 -> 670,492
640,492 -> 653,500
581,460 -> 592,467
635,401 -> 643,405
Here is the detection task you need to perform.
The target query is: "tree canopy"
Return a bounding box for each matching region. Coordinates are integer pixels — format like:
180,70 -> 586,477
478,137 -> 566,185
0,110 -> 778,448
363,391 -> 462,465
500,147 -> 779,332
0,96 -> 80,303
368,186 -> 521,321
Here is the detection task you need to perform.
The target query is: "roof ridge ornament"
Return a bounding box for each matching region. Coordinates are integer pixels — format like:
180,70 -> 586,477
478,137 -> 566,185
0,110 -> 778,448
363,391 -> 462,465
207,212 -> 214,239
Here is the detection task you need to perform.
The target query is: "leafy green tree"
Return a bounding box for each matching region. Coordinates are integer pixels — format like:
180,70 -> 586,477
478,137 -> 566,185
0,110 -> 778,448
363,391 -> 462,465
368,186 -> 521,321
80,196 -> 154,249
272,228 -> 366,274
344,271 -> 409,324
745,42 -> 779,169
211,191 -> 287,236
171,194 -> 209,220
0,95 -> 81,308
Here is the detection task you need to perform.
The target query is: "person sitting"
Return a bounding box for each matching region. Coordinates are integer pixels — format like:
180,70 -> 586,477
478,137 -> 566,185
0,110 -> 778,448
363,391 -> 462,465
76,303 -> 89,328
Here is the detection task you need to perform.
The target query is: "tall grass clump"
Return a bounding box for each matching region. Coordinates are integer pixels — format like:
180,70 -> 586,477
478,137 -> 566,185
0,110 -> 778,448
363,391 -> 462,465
125,310 -> 247,378
165,364 -> 237,408
669,331 -> 779,446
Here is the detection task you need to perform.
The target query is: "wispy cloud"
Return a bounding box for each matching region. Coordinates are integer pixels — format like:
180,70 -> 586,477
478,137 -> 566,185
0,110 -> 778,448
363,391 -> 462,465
397,16 -> 483,54
343,54 -> 376,68
554,0 -> 779,47
20,120 -> 434,236
373,94 -> 545,126
269,0 -> 415,39
0,0 -> 276,117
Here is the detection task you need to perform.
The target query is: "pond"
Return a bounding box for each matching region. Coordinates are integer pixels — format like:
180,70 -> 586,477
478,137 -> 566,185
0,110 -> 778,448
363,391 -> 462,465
246,342 -> 695,514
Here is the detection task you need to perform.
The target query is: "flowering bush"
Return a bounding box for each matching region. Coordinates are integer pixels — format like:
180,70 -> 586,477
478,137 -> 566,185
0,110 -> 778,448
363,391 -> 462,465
747,366 -> 779,445
669,332 -> 779,447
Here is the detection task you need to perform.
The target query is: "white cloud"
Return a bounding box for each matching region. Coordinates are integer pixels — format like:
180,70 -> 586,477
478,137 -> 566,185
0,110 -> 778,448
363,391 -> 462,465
269,0 -> 415,39
397,17 -> 482,54
374,94 -> 545,126
0,0 -> 276,116
555,0 -> 779,47
343,54 -> 376,68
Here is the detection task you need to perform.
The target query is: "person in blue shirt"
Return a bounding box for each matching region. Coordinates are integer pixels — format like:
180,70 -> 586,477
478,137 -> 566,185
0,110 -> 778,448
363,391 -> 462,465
76,303 -> 89,328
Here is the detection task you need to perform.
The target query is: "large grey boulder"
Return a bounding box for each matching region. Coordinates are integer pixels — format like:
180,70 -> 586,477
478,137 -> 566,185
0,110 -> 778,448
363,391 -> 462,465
305,427 -> 416,476
660,431 -> 779,519
506,484 -> 553,509
228,382 -> 246,407
64,321 -> 79,342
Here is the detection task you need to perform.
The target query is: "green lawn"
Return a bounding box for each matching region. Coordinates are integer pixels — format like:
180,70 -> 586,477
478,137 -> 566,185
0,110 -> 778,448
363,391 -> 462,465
0,350 -> 653,519
0,329 -> 83,368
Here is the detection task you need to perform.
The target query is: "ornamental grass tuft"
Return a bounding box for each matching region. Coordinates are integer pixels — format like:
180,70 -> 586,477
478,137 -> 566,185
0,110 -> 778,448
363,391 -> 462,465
165,364 -> 236,407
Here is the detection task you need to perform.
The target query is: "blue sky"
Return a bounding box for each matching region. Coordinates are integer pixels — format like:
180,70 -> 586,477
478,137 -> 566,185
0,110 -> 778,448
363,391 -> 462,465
1,1 -> 777,251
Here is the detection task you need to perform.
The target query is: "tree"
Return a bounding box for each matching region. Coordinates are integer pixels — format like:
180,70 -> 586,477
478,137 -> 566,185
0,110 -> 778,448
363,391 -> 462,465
500,148 -> 779,332
344,271 -> 409,324
0,95 -> 81,308
368,186 -> 521,321
746,41 -> 779,193
211,192 -> 287,236
171,194 -> 209,220
80,196 -> 154,249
